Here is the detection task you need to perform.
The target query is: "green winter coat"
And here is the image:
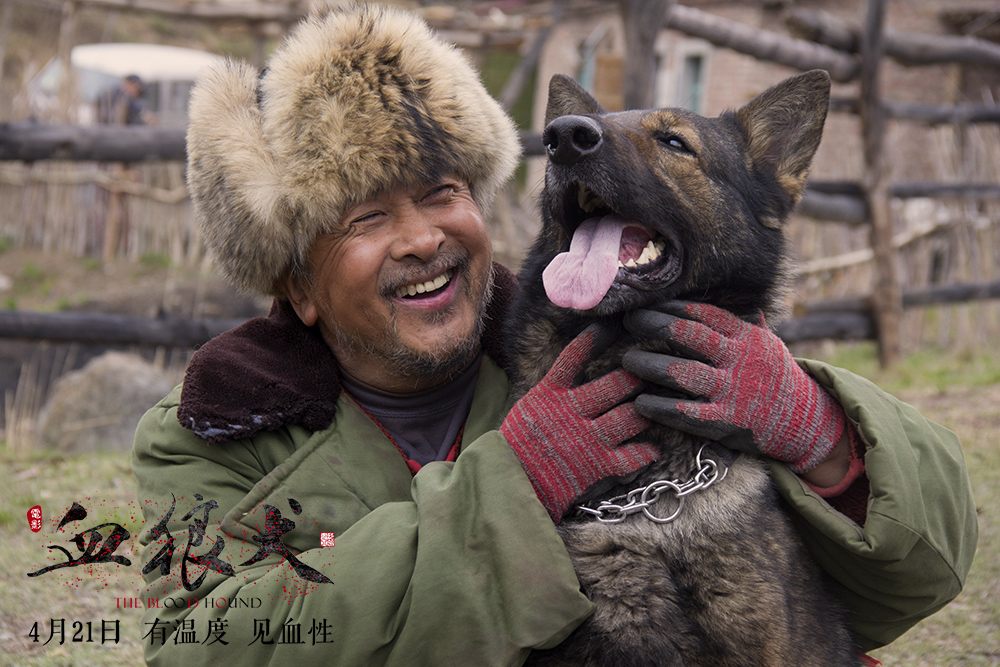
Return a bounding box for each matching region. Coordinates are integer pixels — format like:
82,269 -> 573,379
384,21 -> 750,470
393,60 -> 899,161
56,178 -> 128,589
131,299 -> 977,665
134,356 -> 596,666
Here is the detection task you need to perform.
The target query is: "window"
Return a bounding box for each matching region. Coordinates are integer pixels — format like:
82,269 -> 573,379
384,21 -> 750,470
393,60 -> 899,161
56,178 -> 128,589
653,36 -> 711,113
678,54 -> 704,114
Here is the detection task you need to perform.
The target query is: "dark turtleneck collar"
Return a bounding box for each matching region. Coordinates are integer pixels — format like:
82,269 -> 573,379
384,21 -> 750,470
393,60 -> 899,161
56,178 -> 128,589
177,263 -> 518,444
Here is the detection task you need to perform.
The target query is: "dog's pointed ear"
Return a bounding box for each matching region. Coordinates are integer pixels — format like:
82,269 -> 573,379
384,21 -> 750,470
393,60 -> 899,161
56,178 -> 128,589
545,74 -> 607,126
736,69 -> 830,210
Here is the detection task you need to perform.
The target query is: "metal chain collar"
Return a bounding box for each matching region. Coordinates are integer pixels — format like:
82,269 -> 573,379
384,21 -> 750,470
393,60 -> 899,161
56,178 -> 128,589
575,444 -> 728,524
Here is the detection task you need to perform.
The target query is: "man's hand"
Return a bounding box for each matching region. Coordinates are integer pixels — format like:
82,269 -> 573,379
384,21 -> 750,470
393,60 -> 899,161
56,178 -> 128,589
501,324 -> 659,522
621,302 -> 846,474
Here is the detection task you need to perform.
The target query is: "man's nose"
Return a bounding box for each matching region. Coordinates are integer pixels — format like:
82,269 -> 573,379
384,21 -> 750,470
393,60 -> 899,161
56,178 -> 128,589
391,210 -> 446,260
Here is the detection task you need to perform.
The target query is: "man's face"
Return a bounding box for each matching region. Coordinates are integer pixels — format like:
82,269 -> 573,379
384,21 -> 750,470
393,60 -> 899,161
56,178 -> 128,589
124,80 -> 143,99
285,177 -> 494,393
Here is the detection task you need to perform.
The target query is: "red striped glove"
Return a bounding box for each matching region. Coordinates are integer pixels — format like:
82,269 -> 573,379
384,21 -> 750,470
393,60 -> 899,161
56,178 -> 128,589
622,302 -> 846,473
501,324 -> 659,522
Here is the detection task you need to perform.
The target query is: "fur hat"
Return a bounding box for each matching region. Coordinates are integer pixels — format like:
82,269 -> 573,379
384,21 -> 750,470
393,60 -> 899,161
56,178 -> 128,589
186,4 -> 521,296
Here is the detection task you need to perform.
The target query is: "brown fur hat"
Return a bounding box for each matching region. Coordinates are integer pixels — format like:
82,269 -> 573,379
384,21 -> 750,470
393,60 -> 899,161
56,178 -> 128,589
187,3 -> 521,296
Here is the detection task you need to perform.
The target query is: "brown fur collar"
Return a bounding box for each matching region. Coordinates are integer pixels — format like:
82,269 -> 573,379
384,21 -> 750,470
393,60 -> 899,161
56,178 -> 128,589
178,263 -> 518,444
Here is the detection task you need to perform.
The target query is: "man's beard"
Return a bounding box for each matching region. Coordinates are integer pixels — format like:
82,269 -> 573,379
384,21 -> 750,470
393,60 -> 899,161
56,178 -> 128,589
325,260 -> 494,384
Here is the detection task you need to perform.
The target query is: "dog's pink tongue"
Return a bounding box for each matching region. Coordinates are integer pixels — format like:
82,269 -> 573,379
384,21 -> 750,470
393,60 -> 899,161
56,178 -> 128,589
543,216 -> 628,310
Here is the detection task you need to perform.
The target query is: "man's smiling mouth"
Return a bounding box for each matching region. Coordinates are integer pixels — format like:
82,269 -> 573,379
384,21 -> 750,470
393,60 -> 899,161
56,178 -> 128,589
393,269 -> 454,299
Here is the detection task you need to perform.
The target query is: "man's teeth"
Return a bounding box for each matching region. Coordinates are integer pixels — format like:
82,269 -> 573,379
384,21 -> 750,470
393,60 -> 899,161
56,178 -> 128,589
618,239 -> 667,268
578,185 -> 607,214
394,270 -> 452,298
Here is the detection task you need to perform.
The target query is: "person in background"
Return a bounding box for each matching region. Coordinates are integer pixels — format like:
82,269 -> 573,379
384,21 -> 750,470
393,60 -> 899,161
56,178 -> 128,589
95,73 -> 155,260
96,74 -> 151,125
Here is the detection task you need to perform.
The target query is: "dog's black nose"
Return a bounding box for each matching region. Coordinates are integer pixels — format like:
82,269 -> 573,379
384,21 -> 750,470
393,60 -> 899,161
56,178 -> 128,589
543,115 -> 603,165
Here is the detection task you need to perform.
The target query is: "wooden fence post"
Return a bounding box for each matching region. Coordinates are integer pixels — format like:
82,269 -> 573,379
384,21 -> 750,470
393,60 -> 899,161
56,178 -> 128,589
0,1 -> 14,77
620,0 -> 672,110
860,0 -> 902,366
56,1 -> 78,124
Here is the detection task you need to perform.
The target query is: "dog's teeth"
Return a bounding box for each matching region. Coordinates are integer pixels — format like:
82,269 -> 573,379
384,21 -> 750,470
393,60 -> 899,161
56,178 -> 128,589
654,239 -> 667,253
577,185 -> 607,213
625,258 -> 637,268
647,240 -> 660,260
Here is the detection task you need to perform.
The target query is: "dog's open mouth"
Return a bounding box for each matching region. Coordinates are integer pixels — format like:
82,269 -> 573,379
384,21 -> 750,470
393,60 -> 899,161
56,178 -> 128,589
543,183 -> 683,310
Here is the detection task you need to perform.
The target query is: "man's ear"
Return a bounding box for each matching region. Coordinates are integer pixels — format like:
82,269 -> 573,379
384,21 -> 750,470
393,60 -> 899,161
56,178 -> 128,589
735,69 -> 830,208
277,271 -> 319,327
545,74 -> 607,126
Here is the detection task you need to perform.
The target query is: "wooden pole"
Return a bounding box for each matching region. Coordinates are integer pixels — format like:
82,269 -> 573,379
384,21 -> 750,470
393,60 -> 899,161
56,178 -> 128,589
860,0 -> 902,366
103,164 -> 124,263
665,4 -> 860,82
499,0 -> 567,112
0,1 -> 14,78
56,1 -> 78,124
251,21 -> 267,70
788,8 -> 1000,69
0,310 -> 247,347
0,123 -> 188,161
619,0 -> 672,110
11,0 -> 306,23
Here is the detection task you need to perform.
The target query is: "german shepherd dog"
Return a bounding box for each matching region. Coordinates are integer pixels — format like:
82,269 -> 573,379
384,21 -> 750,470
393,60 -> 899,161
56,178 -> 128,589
507,70 -> 861,666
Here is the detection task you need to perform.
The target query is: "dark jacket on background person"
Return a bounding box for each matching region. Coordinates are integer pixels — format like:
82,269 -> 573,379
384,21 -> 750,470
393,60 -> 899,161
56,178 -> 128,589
96,79 -> 146,125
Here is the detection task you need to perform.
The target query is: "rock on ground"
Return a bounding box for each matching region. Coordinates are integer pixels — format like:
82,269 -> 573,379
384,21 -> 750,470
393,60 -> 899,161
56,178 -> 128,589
37,351 -> 176,453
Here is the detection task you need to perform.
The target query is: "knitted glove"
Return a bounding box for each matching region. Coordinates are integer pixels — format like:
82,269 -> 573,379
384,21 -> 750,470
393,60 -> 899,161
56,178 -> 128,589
501,324 -> 659,522
621,302 -> 846,473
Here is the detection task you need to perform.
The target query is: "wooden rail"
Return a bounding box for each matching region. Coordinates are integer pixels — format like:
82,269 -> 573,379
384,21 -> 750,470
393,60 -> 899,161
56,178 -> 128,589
0,310 -> 246,348
1,279 -> 998,347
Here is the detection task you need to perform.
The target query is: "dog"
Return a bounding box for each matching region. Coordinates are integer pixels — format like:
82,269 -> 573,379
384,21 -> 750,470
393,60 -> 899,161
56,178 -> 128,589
506,70 -> 862,666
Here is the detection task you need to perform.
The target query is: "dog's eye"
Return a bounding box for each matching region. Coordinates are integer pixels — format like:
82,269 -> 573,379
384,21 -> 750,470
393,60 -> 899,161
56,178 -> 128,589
658,134 -> 694,156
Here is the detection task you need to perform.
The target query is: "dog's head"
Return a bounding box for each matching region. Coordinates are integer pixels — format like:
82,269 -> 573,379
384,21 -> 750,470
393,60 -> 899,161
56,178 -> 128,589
532,70 -> 830,321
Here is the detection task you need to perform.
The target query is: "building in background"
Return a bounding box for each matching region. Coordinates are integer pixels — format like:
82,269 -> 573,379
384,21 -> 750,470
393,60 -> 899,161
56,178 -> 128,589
528,0 -> 1000,187
24,43 -> 222,126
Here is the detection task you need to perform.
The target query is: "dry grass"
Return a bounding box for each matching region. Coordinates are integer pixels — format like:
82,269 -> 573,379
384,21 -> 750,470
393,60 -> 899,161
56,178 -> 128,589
0,450 -> 145,666
822,343 -> 1000,666
865,383 -> 1000,665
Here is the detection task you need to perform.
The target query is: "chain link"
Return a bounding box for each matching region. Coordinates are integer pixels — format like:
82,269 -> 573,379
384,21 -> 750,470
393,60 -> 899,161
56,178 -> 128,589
575,444 -> 728,524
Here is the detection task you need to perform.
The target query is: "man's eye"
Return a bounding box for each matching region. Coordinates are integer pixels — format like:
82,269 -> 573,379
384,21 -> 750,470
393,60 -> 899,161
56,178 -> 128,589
424,184 -> 456,202
350,211 -> 382,226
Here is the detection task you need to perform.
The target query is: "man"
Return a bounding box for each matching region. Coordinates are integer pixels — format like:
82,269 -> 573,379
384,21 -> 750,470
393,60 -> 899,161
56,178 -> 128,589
97,74 -> 149,125
132,5 -> 977,665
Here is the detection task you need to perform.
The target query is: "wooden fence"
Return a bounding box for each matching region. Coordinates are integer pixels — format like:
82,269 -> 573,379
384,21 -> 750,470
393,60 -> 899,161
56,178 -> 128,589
0,0 -> 997,361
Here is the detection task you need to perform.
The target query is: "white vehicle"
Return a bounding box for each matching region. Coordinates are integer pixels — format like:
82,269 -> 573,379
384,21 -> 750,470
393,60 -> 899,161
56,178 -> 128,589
25,43 -> 224,125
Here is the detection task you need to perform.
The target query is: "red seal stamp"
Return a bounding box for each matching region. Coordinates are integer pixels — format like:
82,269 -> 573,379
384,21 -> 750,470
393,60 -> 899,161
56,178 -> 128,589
28,505 -> 42,533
